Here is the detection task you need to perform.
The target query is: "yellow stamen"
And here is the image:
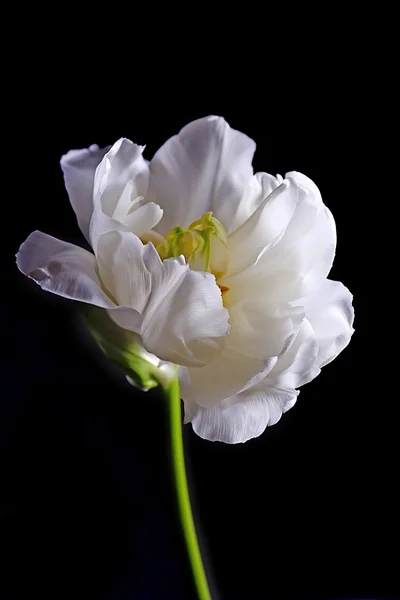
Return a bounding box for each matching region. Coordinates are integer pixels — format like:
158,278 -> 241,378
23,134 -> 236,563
155,212 -> 229,281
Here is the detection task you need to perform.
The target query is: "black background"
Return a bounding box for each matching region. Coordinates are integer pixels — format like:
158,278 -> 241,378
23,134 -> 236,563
1,43 -> 395,600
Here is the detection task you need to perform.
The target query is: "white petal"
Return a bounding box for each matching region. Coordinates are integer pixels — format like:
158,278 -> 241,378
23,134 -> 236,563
302,279 -> 354,368
90,139 -> 149,251
60,144 -> 110,242
146,116 -> 256,235
111,186 -> 163,241
224,174 -> 336,303
122,202 -> 163,234
96,230 -> 230,367
185,318 -> 321,443
180,352 -> 266,407
185,385 -> 298,444
225,299 -> 304,361
111,180 -> 139,222
271,319 -> 320,389
226,172 -> 284,235
96,230 -> 152,310
107,306 -> 143,332
226,179 -> 300,278
89,211 -> 128,256
16,231 -> 114,308
197,283 -> 354,443
285,170 -> 321,197
93,138 -> 148,216
237,356 -> 279,393
180,300 -> 303,412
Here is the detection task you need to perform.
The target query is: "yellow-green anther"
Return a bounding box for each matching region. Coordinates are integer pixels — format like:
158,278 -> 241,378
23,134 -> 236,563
156,212 -> 229,278
157,227 -> 201,262
188,211 -> 228,244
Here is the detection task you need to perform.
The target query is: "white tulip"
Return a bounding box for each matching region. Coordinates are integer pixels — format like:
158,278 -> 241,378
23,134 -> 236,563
17,116 -> 354,443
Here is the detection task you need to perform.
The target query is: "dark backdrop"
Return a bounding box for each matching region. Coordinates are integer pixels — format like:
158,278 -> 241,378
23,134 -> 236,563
1,54 -> 394,600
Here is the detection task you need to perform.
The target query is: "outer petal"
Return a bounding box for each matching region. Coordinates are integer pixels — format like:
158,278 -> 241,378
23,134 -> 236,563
16,231 -> 115,308
184,321 -> 316,443
180,290 -> 304,408
302,279 -> 354,368
60,144 -> 110,242
96,230 -> 230,367
223,173 -> 336,303
185,385 -> 298,444
226,179 -> 300,278
224,299 -> 304,361
146,116 -> 256,235
225,172 -> 284,235
189,281 -> 354,444
270,319 -> 320,389
180,352 -> 266,407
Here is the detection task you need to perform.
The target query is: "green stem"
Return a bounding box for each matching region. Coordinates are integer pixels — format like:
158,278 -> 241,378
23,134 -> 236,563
165,375 -> 212,600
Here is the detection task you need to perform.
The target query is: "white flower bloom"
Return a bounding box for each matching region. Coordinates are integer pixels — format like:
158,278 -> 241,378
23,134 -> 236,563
17,116 -> 354,443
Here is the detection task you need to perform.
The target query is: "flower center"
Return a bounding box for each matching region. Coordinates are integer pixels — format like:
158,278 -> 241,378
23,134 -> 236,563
155,212 -> 230,296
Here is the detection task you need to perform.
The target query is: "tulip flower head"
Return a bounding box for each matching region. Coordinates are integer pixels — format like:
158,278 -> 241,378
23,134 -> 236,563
17,116 -> 354,443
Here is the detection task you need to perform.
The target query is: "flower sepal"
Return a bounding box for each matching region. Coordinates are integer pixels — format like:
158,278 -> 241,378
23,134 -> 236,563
80,304 -> 175,391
